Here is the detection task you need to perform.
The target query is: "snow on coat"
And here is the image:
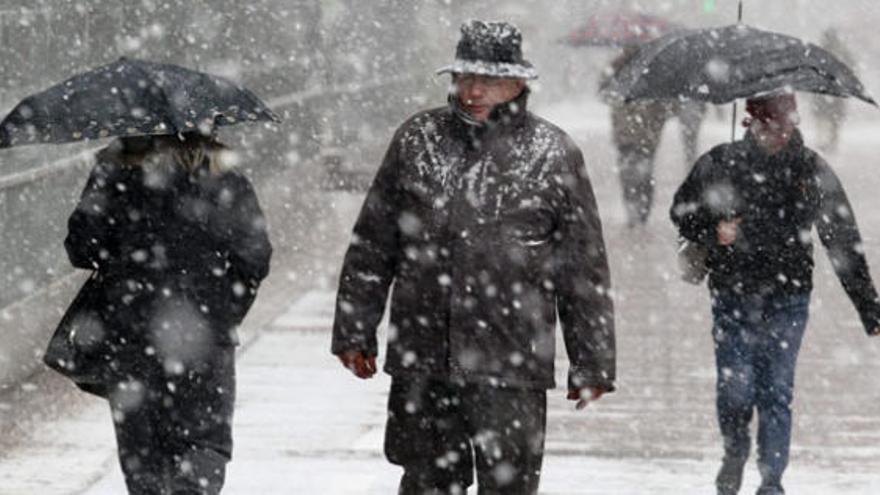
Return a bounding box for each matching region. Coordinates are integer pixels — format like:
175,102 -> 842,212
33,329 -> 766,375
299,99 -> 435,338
332,91 -> 615,391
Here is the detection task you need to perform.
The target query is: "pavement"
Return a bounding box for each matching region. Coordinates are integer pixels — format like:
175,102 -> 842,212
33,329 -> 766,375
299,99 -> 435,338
3,97 -> 880,494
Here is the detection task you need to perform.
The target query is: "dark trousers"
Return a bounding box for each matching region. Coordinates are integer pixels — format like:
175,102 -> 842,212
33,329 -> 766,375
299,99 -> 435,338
385,377 -> 547,495
109,348 -> 236,495
711,294 -> 809,495
617,143 -> 658,225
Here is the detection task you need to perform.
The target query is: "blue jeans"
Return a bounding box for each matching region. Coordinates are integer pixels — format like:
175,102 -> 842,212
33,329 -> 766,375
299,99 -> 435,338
711,293 -> 810,495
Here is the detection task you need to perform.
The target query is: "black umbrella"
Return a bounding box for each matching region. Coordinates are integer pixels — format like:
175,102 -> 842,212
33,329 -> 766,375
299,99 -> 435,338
605,24 -> 875,106
0,57 -> 280,148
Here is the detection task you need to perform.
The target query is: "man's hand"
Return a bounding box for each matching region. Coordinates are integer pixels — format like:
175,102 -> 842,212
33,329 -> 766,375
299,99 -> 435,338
567,387 -> 606,410
717,218 -> 742,246
337,351 -> 378,379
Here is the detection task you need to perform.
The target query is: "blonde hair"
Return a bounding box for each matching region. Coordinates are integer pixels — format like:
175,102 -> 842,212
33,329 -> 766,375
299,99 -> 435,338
108,134 -> 230,176
163,134 -> 228,175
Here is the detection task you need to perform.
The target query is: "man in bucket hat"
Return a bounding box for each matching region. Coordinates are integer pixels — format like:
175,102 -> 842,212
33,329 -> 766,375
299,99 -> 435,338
671,91 -> 880,495
332,20 -> 615,494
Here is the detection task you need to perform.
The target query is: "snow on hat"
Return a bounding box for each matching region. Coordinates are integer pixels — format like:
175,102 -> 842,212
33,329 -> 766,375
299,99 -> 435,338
746,92 -> 798,123
437,20 -> 538,80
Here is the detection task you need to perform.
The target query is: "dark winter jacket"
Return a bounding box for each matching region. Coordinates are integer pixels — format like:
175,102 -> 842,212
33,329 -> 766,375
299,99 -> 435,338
332,91 -> 616,391
671,131 -> 880,333
61,148 -> 272,379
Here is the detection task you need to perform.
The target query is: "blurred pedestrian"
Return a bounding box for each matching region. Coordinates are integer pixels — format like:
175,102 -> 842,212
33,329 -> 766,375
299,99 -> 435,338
57,133 -> 272,494
332,20 -> 616,494
811,28 -> 855,153
671,92 -> 880,495
601,45 -> 671,226
673,99 -> 707,168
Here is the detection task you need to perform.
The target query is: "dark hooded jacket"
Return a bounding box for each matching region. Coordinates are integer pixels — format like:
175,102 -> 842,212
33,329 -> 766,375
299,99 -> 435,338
332,91 -> 616,391
671,130 -> 880,333
58,147 -> 272,383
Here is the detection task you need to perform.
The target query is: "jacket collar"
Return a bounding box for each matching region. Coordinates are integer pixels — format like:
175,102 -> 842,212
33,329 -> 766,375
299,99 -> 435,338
448,88 -> 530,148
743,128 -> 805,163
449,87 -> 530,128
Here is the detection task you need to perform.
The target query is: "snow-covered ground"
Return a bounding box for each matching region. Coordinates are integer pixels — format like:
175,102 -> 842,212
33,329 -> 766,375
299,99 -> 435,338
3,95 -> 880,494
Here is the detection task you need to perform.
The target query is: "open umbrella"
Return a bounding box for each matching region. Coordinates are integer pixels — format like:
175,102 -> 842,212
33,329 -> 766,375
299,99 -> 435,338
562,11 -> 680,47
604,23 -> 875,106
0,57 -> 280,148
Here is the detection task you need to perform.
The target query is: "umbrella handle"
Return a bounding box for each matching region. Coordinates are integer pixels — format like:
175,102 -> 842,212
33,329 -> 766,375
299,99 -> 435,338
730,101 -> 738,142
731,0 -> 743,142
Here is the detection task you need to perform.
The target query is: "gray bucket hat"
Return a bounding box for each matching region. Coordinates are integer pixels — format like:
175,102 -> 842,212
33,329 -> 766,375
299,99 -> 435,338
437,20 -> 538,80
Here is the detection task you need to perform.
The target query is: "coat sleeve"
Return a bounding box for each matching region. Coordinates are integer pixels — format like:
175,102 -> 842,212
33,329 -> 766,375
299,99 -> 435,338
215,175 -> 273,323
64,163 -> 118,270
814,159 -> 880,335
670,148 -> 720,244
555,140 -> 616,392
331,134 -> 403,356
220,176 -> 273,283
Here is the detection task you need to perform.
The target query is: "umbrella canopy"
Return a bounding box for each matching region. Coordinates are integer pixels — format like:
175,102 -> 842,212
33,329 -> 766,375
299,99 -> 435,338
0,57 -> 280,148
563,11 -> 680,47
605,24 -> 875,105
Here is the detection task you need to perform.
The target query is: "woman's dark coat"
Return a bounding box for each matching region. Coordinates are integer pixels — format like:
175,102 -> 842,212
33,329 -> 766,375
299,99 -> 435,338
48,148 -> 272,390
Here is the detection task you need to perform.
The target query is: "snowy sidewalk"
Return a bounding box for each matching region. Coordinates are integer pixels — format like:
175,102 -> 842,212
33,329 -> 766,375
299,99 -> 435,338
83,285 -> 880,494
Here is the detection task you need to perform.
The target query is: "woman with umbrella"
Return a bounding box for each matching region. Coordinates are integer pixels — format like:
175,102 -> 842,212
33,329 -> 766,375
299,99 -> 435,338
63,132 -> 272,494
11,58 -> 278,494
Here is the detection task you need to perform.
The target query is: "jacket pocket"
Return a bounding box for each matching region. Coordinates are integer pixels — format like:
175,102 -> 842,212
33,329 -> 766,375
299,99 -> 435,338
498,194 -> 557,247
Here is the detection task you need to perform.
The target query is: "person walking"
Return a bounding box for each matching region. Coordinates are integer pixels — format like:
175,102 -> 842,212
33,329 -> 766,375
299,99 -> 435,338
671,93 -> 880,495
601,45 -> 671,226
332,20 -> 616,494
56,133 -> 272,494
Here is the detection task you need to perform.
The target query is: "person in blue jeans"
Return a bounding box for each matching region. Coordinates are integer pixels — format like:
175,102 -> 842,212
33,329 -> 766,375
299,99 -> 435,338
671,92 -> 880,495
